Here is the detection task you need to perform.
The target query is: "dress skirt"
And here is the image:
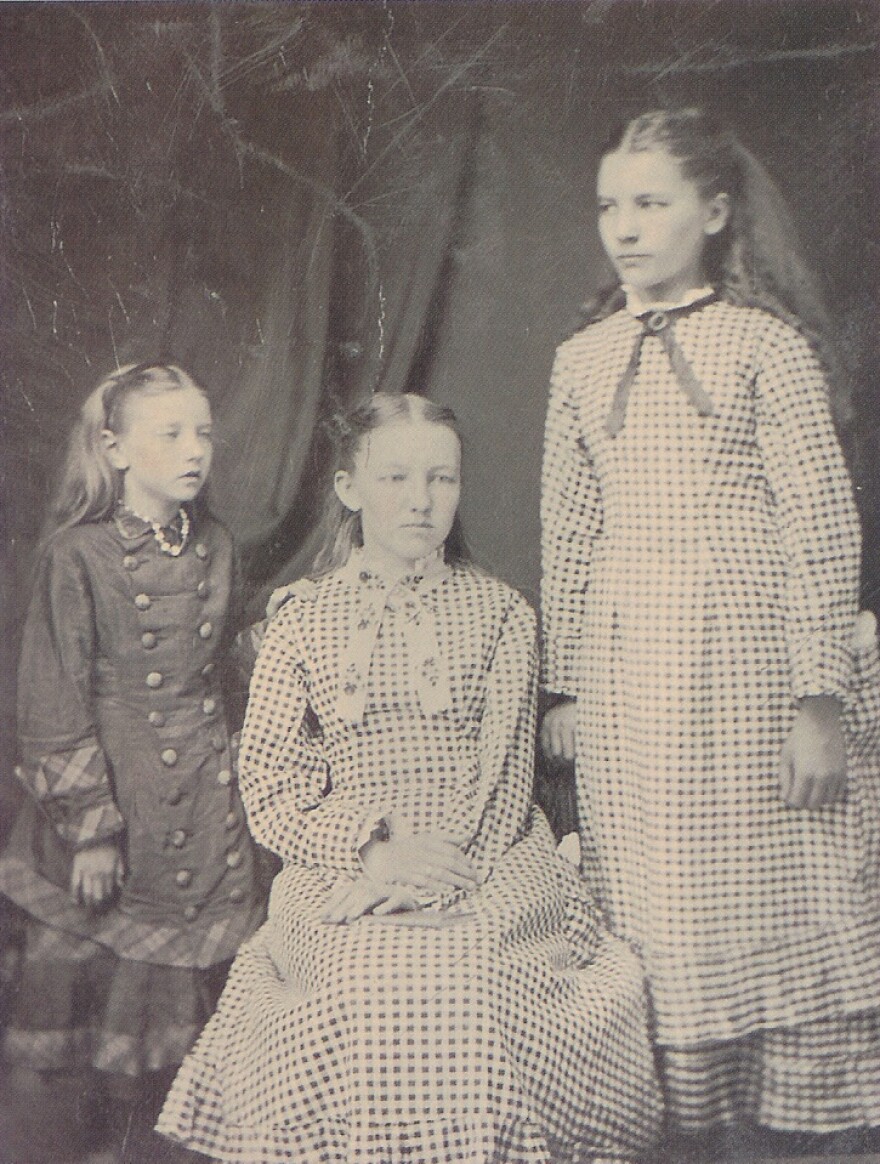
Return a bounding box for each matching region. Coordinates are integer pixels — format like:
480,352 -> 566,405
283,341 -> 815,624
158,817 -> 662,1163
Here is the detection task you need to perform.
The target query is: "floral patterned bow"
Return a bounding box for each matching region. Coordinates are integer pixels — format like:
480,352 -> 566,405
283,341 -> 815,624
336,550 -> 453,725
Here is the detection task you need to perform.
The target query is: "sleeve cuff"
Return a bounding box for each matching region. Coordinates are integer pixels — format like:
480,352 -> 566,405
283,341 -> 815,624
789,635 -> 853,702
355,812 -> 392,873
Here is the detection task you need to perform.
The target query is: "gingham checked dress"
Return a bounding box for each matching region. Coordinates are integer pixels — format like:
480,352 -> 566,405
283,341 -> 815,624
541,296 -> 880,1132
157,553 -> 662,1162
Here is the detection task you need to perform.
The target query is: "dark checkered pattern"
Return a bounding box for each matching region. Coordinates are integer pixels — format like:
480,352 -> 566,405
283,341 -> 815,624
158,559 -> 662,1161
541,298 -> 880,1131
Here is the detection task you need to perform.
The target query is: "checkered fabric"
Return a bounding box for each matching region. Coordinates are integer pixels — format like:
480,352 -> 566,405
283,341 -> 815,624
541,298 -> 880,1130
157,560 -> 662,1162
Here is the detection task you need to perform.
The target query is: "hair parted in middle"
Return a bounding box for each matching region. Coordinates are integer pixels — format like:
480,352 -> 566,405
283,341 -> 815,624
310,391 -> 469,577
575,107 -> 841,412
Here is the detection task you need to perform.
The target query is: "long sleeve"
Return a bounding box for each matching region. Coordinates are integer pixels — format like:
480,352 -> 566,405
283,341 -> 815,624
468,591 -> 539,871
237,602 -> 377,876
754,319 -> 861,700
16,540 -> 124,850
540,344 -> 604,697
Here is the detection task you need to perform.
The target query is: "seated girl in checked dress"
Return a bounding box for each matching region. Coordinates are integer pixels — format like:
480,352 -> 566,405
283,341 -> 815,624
157,392 -> 662,1164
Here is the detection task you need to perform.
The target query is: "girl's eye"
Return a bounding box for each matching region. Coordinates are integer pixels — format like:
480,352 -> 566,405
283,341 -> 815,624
637,198 -> 667,209
199,430 -> 213,442
597,202 -> 613,214
434,474 -> 457,485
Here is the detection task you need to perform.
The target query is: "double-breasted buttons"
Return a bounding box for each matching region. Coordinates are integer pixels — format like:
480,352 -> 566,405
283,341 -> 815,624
229,887 -> 246,904
183,905 -> 199,922
123,555 -> 139,571
201,663 -> 215,679
134,593 -> 152,611
195,544 -> 209,560
197,580 -> 210,599
141,631 -> 157,649
167,788 -> 184,805
175,869 -> 192,888
161,748 -> 178,767
226,850 -> 242,869
211,735 -> 225,753
170,829 -> 187,849
202,697 -> 217,716
225,811 -> 237,830
217,769 -> 232,786
148,710 -> 166,727
146,671 -> 163,689
198,621 -> 213,640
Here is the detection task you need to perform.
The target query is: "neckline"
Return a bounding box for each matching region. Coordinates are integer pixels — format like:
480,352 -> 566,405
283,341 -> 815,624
623,284 -> 715,318
113,503 -> 191,555
340,546 -> 452,591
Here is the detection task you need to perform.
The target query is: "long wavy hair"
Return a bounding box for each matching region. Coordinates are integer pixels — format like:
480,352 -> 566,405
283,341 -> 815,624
311,392 -> 470,577
577,107 -> 843,410
43,362 -> 208,545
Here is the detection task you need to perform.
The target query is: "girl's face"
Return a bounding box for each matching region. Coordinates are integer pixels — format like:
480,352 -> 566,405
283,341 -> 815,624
335,419 -> 461,577
103,385 -> 213,524
597,147 -> 729,303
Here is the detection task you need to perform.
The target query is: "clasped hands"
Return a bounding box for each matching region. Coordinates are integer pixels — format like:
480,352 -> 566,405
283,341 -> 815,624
322,831 -> 479,925
541,694 -> 847,810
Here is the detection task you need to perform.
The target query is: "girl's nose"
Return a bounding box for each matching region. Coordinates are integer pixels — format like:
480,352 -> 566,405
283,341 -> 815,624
408,478 -> 431,511
615,207 -> 638,242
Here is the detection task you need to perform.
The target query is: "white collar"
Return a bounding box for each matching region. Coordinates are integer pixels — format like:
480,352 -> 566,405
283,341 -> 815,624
336,547 -> 452,725
622,284 -> 715,317
341,546 -> 451,591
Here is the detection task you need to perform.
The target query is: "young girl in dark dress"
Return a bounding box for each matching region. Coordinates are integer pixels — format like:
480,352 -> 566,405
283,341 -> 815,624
0,363 -> 263,1162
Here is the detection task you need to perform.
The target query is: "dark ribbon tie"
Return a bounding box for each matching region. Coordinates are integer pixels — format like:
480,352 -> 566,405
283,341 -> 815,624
605,299 -> 716,438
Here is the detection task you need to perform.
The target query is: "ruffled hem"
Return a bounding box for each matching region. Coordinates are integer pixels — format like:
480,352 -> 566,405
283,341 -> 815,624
658,1008 -> 880,1134
647,913 -> 880,1045
0,854 -> 263,969
157,1054 -> 607,1164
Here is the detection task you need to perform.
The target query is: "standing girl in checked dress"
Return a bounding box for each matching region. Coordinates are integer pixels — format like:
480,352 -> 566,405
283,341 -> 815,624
540,107 -> 880,1144
0,364 -> 263,1162
158,392 -> 662,1164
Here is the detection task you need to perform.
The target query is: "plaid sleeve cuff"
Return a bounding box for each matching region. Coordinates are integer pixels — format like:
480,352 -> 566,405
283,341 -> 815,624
16,743 -> 125,849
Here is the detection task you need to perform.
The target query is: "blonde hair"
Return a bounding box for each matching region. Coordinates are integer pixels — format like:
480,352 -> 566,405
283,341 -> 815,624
311,392 -> 469,576
44,362 -> 207,543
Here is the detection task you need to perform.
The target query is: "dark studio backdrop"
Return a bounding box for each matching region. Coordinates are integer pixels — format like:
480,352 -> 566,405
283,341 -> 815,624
1,0 -> 878,810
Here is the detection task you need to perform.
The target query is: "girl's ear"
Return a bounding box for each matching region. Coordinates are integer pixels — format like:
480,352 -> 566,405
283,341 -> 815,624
334,469 -> 361,514
704,192 -> 731,237
101,428 -> 129,471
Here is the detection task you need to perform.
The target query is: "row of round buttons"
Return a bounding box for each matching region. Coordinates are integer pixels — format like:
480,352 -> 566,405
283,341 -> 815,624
145,665 -> 218,691
146,697 -> 217,726
182,885 -> 246,922
135,590 -> 212,609
175,851 -> 242,887
124,544 -> 211,571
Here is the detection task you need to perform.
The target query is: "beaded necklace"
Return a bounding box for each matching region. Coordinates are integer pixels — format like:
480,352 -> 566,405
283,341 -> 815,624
119,503 -> 190,556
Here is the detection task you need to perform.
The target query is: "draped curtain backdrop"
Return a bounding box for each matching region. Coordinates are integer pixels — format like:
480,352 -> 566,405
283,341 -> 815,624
1,3 -> 877,806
